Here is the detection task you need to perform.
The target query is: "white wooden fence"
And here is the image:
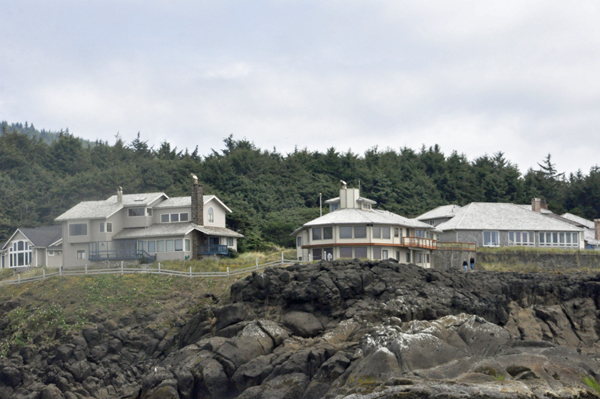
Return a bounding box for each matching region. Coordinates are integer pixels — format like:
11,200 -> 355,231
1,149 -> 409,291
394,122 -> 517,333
0,253 -> 307,287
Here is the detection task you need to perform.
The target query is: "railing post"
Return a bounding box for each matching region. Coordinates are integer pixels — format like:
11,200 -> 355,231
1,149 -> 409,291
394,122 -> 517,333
158,263 -> 161,273
121,261 -> 124,275
85,264 -> 88,274
256,258 -> 258,268
227,267 -> 230,277
43,269 -> 45,279
281,252 -> 284,264
18,274 -> 21,284
189,267 -> 192,277
60,266 -> 62,277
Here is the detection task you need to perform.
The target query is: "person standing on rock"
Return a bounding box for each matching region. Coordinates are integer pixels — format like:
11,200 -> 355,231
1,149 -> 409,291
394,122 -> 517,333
463,259 -> 468,271
470,257 -> 475,270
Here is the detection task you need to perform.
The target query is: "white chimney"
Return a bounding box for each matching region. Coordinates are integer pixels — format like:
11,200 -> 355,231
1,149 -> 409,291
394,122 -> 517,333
117,187 -> 123,203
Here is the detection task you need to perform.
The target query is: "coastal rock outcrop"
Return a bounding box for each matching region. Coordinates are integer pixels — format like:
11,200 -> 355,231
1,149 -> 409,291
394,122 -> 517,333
3,260 -> 600,398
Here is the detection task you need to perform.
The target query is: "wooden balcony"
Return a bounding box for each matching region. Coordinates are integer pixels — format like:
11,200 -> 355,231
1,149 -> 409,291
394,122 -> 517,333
402,237 -> 437,250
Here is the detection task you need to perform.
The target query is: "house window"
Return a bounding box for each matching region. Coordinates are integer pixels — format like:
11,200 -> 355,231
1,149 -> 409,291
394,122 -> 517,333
509,231 -> 534,246
323,227 -> 333,240
128,208 -> 145,217
77,250 -> 86,259
174,239 -> 183,251
185,239 -> 191,251
107,222 -> 112,233
373,247 -> 382,259
161,214 -> 169,223
355,247 -> 367,259
406,252 -> 410,263
9,241 -> 32,267
157,240 -> 165,252
99,223 -> 105,233
312,248 -> 322,261
208,207 -> 215,223
539,232 -> 579,247
339,226 -> 352,239
373,226 -> 381,239
394,228 -> 399,238
69,223 -> 87,236
415,230 -> 426,238
396,251 -> 400,260
297,236 -> 302,247
382,227 -> 391,239
339,247 -> 352,258
312,228 -> 322,240
354,226 -> 367,238
330,203 -> 339,212
180,213 -> 189,222
148,241 -> 156,252
427,253 -> 430,263
48,250 -> 54,256
227,238 -> 234,247
147,208 -> 152,216
166,240 -> 174,252
382,249 -> 388,259
416,253 -> 423,263
483,231 -> 499,247
171,213 -> 179,222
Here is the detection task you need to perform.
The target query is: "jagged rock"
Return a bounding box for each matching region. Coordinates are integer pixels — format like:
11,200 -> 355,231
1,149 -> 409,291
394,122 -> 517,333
202,359 -> 231,399
40,384 -> 64,399
237,373 -> 309,399
215,303 -> 251,332
0,366 -> 22,387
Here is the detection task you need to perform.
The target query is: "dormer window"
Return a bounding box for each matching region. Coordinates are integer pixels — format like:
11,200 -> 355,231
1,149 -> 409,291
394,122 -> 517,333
128,208 -> 145,217
208,207 -> 214,223
330,204 -> 339,212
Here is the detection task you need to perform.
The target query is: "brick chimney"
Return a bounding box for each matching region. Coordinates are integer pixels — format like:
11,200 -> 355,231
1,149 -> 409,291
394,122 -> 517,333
595,219 -> 600,241
191,174 -> 203,226
531,198 -> 541,213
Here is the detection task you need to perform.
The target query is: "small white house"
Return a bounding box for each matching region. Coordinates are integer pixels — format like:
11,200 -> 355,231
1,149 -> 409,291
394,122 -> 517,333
292,185 -> 438,268
0,226 -> 63,269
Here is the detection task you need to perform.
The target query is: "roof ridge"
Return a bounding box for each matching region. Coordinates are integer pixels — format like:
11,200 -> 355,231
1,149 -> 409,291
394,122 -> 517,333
455,203 -> 473,228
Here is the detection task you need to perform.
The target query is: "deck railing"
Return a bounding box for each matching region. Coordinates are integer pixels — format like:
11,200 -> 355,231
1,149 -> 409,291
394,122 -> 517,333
403,236 -> 437,249
198,244 -> 229,256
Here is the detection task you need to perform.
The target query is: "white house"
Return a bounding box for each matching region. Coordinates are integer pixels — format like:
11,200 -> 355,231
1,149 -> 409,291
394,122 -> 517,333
560,213 -> 600,250
292,185 -> 438,268
55,177 -> 243,267
417,199 -> 585,249
0,226 -> 62,269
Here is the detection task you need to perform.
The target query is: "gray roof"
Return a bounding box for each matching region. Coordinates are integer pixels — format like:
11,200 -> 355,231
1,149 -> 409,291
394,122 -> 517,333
112,223 -> 243,240
436,203 -> 582,232
561,213 -> 596,229
515,204 -> 552,214
153,195 -> 231,212
2,226 -> 63,249
56,192 -> 167,221
105,192 -> 166,207
292,208 -> 435,235
416,205 -> 461,221
324,196 -> 377,205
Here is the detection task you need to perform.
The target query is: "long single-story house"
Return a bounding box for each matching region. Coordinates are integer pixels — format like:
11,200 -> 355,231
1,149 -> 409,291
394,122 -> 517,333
417,198 -> 585,249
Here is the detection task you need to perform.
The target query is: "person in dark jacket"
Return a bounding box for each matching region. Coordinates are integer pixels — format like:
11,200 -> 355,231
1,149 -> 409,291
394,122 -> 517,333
470,257 -> 475,270
463,259 -> 468,271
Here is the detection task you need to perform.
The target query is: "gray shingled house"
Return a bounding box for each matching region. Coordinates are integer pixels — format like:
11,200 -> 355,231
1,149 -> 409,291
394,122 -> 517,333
417,199 -> 585,249
0,225 -> 63,268
55,177 -> 243,268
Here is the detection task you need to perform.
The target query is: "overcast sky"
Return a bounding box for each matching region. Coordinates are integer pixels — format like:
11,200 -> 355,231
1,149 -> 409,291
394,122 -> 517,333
2,1 -> 600,175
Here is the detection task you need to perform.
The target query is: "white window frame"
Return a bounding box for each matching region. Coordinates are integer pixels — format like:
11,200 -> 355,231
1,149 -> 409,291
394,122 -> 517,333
483,231 -> 500,247
9,240 -> 32,267
77,250 -> 86,259
208,207 -> 215,223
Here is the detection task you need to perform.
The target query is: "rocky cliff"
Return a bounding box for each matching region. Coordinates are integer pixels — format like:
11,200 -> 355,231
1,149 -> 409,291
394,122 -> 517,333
3,260 -> 600,398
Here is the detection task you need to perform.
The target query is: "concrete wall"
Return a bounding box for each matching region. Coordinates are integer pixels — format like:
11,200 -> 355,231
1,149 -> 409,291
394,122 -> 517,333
433,249 -> 477,271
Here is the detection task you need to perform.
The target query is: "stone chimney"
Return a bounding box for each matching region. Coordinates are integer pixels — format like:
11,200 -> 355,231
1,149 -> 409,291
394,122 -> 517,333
532,198 -> 542,213
595,219 -> 600,241
191,174 -> 203,226
117,187 -> 123,203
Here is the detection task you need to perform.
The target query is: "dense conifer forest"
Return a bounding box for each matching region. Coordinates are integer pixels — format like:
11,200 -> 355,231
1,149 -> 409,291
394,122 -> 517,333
1,121 -> 599,250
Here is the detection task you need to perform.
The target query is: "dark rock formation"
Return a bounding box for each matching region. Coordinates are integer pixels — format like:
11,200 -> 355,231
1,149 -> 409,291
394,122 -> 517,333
4,260 -> 600,398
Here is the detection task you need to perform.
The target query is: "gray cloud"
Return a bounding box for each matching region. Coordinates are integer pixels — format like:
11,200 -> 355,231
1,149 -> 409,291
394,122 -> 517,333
1,1 -> 599,174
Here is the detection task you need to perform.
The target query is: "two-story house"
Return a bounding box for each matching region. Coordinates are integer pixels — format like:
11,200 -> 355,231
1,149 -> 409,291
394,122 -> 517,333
55,177 -> 243,267
292,185 -> 438,268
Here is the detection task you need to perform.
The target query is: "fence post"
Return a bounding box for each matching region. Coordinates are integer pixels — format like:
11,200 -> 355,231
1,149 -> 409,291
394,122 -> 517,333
18,274 -> 21,284
256,258 -> 258,269
281,252 -> 284,264
43,269 -> 45,279
227,267 -> 230,277
158,263 -> 161,273
189,267 -> 192,277
85,264 -> 88,274
60,266 -> 62,277
121,261 -> 124,275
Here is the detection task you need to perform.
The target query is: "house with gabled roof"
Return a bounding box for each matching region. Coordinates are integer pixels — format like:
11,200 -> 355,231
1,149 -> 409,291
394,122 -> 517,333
560,213 -> 600,250
0,225 -> 62,268
417,199 -> 585,249
292,184 -> 438,268
55,176 -> 243,267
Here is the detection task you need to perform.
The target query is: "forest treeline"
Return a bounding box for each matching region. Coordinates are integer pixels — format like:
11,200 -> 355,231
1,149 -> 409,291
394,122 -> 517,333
1,122 -> 599,250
